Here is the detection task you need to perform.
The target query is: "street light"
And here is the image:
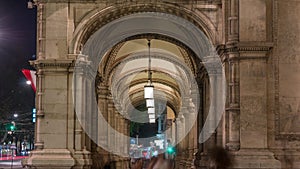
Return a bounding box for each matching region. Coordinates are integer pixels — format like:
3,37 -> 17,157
26,80 -> 32,85
13,114 -> 18,118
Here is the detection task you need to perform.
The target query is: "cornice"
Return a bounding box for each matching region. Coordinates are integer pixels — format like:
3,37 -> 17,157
38,0 -> 221,4
218,42 -> 274,61
275,134 -> 300,141
30,59 -> 75,71
238,42 -> 273,52
238,42 -> 273,60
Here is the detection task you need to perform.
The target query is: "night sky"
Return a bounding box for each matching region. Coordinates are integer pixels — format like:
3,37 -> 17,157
0,0 -> 36,119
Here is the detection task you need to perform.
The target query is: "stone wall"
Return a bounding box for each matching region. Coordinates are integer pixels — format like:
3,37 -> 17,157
268,0 -> 300,168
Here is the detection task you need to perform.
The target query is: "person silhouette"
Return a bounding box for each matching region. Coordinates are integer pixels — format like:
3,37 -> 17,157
207,146 -> 233,169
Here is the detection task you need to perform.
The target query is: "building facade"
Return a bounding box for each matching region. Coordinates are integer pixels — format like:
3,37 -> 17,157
22,0 -> 300,168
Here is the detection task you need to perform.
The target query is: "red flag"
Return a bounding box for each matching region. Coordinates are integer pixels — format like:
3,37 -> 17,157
22,69 -> 36,92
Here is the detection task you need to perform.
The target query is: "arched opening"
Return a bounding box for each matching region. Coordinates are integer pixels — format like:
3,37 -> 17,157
72,11 -> 225,169
100,38 -> 195,159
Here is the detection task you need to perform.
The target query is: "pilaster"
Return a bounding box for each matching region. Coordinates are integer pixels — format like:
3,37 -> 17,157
231,44 -> 280,169
226,0 -> 241,152
23,59 -> 77,168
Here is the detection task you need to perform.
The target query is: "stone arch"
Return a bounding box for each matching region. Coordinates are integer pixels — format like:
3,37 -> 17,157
108,51 -> 194,91
73,8 -> 225,157
70,2 -> 218,54
98,34 -> 200,83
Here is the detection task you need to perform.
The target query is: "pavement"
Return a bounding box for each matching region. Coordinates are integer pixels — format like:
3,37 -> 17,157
0,157 -> 27,169
0,160 -> 22,169
0,156 -> 26,161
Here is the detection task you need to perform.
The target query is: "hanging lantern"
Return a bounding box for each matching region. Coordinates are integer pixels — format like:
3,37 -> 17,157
149,114 -> 155,119
148,107 -> 155,114
146,98 -> 155,108
144,83 -> 154,99
144,39 -> 156,124
149,118 -> 156,123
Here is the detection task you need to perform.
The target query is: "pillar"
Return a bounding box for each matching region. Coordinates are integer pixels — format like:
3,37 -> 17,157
225,0 -> 280,168
226,0 -> 241,151
23,60 -> 76,169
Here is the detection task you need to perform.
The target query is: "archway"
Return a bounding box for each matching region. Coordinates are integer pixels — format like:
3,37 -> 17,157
73,11 -> 225,168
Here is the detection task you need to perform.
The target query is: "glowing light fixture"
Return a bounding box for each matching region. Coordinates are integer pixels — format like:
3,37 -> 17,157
149,114 -> 155,119
149,118 -> 156,123
144,39 -> 156,123
144,39 -> 154,100
146,99 -> 155,108
148,107 -> 155,114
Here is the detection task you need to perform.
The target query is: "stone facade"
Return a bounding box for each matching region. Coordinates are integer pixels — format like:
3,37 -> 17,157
22,0 -> 300,169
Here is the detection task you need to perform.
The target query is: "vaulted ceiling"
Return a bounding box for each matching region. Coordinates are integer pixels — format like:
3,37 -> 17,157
98,38 -> 198,120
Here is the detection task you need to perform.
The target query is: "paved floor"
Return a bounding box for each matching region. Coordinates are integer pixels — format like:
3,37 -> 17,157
0,157 -> 26,161
0,160 -> 22,169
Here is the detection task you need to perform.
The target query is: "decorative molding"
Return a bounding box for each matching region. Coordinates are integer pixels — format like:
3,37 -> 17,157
100,34 -> 199,83
73,2 -> 218,53
238,42 -> 273,52
276,134 -> 300,141
178,47 -> 197,76
216,44 -> 225,55
217,42 -> 273,60
238,42 -> 273,60
31,59 -> 75,70
107,34 -> 199,74
39,0 -> 222,3
103,42 -> 125,79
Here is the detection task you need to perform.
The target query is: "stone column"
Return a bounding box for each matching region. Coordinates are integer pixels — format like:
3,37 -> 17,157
96,83 -> 112,167
97,84 -> 109,152
232,45 -> 280,168
181,102 -> 190,165
196,81 -> 204,154
123,118 -> 129,156
175,115 -> 185,168
226,0 -> 241,151
120,116 -> 125,156
114,104 -> 121,155
226,54 -> 240,151
201,77 -> 210,155
35,67 -> 45,150
23,60 -> 76,169
73,54 -> 93,169
84,69 -> 93,152
107,95 -> 115,160
183,98 -> 197,168
125,119 -> 130,169
207,73 -> 217,151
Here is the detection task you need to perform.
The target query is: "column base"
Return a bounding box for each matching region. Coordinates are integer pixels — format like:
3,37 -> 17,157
231,149 -> 281,169
196,149 -> 281,169
73,149 -> 93,169
272,149 -> 300,169
176,151 -> 192,169
185,153 -> 194,168
197,152 -> 210,169
22,149 -> 75,169
91,148 -> 110,168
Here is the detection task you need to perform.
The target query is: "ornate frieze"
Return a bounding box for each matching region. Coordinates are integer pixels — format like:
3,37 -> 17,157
72,2 -> 218,52
31,59 -> 75,73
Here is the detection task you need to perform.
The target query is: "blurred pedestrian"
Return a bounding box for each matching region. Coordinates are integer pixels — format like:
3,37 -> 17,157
207,146 -> 233,169
130,158 -> 143,169
147,154 -> 174,169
